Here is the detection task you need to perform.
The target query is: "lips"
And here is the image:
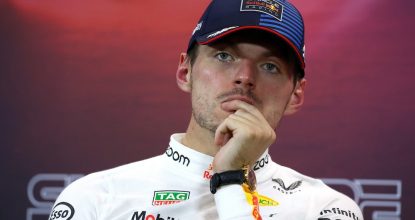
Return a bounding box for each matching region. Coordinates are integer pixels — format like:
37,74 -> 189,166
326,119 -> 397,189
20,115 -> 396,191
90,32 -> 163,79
220,95 -> 255,112
222,96 -> 255,105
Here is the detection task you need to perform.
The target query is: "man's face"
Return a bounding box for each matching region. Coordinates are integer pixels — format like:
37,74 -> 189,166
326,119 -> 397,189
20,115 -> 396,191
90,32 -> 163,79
187,31 -> 300,134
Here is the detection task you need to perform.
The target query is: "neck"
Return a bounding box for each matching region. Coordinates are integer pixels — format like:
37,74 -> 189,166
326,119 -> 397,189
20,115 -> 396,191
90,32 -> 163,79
181,117 -> 220,157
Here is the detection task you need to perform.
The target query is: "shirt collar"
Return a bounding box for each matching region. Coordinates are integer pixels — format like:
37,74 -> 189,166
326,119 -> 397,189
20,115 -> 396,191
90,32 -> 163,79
163,133 -> 273,182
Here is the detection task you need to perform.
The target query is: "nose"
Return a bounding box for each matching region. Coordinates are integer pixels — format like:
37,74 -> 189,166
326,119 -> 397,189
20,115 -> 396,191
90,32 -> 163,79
233,61 -> 256,89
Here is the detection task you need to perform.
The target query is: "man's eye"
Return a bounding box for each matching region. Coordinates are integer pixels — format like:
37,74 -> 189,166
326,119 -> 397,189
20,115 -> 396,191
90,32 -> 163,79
262,63 -> 279,73
215,52 -> 233,62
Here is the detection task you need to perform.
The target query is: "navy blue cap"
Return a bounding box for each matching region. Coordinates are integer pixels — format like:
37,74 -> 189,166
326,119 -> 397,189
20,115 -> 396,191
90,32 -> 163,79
188,0 -> 305,72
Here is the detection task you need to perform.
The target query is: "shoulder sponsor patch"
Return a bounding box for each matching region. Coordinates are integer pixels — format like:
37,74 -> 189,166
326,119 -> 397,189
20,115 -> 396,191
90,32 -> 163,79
49,202 -> 75,220
240,0 -> 284,21
319,207 -> 361,220
152,190 -> 190,206
272,178 -> 302,194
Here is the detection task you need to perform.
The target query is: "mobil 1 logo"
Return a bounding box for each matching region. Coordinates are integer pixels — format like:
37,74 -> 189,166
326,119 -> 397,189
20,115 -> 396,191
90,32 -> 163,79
131,211 -> 177,220
49,202 -> 75,220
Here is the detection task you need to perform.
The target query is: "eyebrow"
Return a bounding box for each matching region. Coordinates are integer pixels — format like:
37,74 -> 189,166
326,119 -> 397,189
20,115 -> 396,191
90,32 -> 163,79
209,41 -> 286,62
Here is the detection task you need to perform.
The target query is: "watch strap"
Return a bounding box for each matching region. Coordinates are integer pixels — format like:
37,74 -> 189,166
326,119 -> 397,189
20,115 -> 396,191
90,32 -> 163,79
210,170 -> 244,194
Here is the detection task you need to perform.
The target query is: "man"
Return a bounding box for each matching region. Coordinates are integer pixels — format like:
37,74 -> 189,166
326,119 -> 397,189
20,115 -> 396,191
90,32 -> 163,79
49,0 -> 363,219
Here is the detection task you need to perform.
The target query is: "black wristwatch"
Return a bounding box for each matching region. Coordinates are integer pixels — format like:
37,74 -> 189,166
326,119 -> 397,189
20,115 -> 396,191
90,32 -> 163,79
210,166 -> 256,194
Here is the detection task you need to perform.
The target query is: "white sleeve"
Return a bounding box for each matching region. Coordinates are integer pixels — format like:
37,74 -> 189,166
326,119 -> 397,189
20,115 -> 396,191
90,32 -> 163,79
48,174 -> 107,220
214,185 -> 263,220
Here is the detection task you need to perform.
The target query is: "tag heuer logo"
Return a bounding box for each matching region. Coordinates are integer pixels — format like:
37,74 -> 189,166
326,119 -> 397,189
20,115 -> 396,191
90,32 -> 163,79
152,190 -> 190,206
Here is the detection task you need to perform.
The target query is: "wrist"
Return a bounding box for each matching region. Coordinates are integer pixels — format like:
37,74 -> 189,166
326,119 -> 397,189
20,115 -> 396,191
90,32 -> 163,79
210,165 -> 256,194
212,161 -> 243,173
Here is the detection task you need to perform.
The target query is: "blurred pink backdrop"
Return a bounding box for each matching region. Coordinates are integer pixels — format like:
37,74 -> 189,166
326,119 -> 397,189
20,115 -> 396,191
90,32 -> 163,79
1,0 -> 414,219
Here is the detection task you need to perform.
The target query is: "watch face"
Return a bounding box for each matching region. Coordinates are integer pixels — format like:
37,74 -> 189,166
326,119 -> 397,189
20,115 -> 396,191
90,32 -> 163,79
247,170 -> 257,192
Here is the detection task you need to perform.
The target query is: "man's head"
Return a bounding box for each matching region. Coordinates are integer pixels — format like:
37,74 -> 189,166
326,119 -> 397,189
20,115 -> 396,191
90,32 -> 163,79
176,0 -> 306,134
187,0 -> 305,80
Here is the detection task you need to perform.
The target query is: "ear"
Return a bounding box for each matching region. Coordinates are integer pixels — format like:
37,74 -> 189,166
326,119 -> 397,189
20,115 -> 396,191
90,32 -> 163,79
176,52 -> 192,93
284,78 -> 306,115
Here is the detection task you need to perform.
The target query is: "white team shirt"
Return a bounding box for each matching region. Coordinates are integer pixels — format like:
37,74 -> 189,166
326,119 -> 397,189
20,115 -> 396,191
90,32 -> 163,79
49,133 -> 363,220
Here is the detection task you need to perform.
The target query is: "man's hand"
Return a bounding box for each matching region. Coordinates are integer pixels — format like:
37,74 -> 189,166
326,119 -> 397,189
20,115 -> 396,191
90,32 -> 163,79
213,100 -> 276,172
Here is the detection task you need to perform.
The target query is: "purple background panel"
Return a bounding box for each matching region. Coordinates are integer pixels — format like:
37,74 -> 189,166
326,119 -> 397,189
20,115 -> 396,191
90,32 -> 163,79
1,0 -> 414,219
